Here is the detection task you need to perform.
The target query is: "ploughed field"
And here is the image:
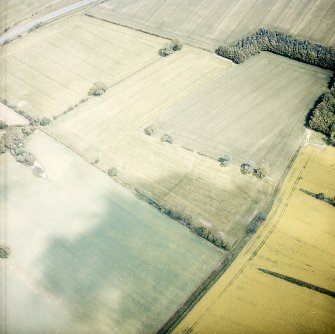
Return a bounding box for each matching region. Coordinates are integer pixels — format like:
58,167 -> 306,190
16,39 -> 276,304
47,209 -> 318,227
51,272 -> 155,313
175,145 -> 335,334
0,131 -> 223,334
88,0 -> 335,49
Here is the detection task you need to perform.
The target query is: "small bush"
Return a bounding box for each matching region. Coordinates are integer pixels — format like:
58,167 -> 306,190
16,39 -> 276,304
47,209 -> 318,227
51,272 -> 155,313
254,160 -> 271,178
218,152 -> 232,166
316,193 -> 325,200
161,133 -> 173,144
144,124 -> 156,136
0,120 -> 8,129
0,245 -> 10,259
39,117 -> 51,126
88,82 -> 107,96
107,167 -> 117,177
170,39 -> 183,51
0,140 -> 6,154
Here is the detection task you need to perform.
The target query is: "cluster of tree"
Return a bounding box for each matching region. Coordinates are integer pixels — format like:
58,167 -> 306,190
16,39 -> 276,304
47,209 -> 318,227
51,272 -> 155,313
216,28 -> 335,70
161,133 -> 173,144
88,82 -> 107,96
159,39 -> 183,57
0,126 -> 36,166
0,245 -> 10,259
241,160 -> 270,178
309,79 -> 335,145
1,99 -> 51,126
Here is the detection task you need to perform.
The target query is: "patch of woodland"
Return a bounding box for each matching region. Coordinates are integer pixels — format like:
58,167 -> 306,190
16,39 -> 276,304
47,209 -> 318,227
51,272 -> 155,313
216,28 -> 335,70
308,76 -> 335,145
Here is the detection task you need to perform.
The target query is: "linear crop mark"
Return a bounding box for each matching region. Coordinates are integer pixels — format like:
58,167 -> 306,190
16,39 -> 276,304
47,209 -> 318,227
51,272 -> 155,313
258,268 -> 335,299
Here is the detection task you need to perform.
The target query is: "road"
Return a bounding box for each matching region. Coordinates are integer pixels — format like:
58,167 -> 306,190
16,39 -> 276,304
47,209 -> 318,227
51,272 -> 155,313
0,0 -> 99,44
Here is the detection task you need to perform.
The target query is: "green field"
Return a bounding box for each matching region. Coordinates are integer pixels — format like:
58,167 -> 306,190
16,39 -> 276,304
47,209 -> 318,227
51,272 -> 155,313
0,131 -> 223,334
88,0 -> 335,49
0,14 -> 163,118
156,53 -> 332,180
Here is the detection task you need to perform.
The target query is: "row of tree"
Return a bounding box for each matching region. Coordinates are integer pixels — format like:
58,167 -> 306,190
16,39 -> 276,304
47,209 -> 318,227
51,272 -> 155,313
216,28 -> 335,70
309,77 -> 335,145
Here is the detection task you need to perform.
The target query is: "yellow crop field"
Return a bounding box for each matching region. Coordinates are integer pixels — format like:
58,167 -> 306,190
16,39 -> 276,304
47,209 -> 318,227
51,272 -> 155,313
174,145 -> 335,334
48,46 -> 273,245
0,13 -> 164,118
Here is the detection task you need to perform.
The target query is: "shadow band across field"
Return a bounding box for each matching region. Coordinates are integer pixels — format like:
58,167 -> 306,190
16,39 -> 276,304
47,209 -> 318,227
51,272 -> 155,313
258,268 -> 335,299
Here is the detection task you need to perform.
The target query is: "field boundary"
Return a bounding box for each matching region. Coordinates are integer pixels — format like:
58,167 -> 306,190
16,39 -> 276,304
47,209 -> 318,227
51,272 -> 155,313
157,134 -> 308,334
85,13 -> 214,54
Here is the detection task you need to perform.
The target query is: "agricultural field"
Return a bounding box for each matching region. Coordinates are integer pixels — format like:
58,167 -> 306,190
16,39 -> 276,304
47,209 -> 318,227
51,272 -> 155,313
47,45 -> 274,245
174,145 -> 335,334
0,0 -> 80,32
88,0 -> 335,49
0,130 -> 223,334
156,52 -> 332,180
0,102 -> 29,126
0,13 -> 164,118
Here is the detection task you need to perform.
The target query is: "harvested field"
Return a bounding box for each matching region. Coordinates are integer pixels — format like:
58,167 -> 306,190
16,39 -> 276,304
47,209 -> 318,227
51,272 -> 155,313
0,13 -> 164,118
174,145 -> 335,334
88,0 -> 335,49
156,53 -> 332,180
0,131 -> 223,334
48,47 -> 273,245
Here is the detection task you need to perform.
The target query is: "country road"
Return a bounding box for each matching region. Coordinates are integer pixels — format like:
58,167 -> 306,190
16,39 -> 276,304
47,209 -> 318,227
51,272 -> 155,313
0,0 -> 99,44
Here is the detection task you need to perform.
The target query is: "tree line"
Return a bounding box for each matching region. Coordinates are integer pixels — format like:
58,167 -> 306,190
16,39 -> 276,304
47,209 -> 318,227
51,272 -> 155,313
216,28 -> 335,70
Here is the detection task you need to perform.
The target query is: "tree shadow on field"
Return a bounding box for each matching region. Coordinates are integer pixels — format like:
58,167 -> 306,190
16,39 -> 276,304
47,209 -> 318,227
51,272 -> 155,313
37,193 -> 221,333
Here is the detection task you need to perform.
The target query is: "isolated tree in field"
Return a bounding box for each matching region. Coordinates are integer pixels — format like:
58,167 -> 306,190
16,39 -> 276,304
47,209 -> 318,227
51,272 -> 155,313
0,245 -> 10,259
88,82 -> 107,96
218,152 -> 232,166
144,124 -> 156,136
0,120 -> 7,129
